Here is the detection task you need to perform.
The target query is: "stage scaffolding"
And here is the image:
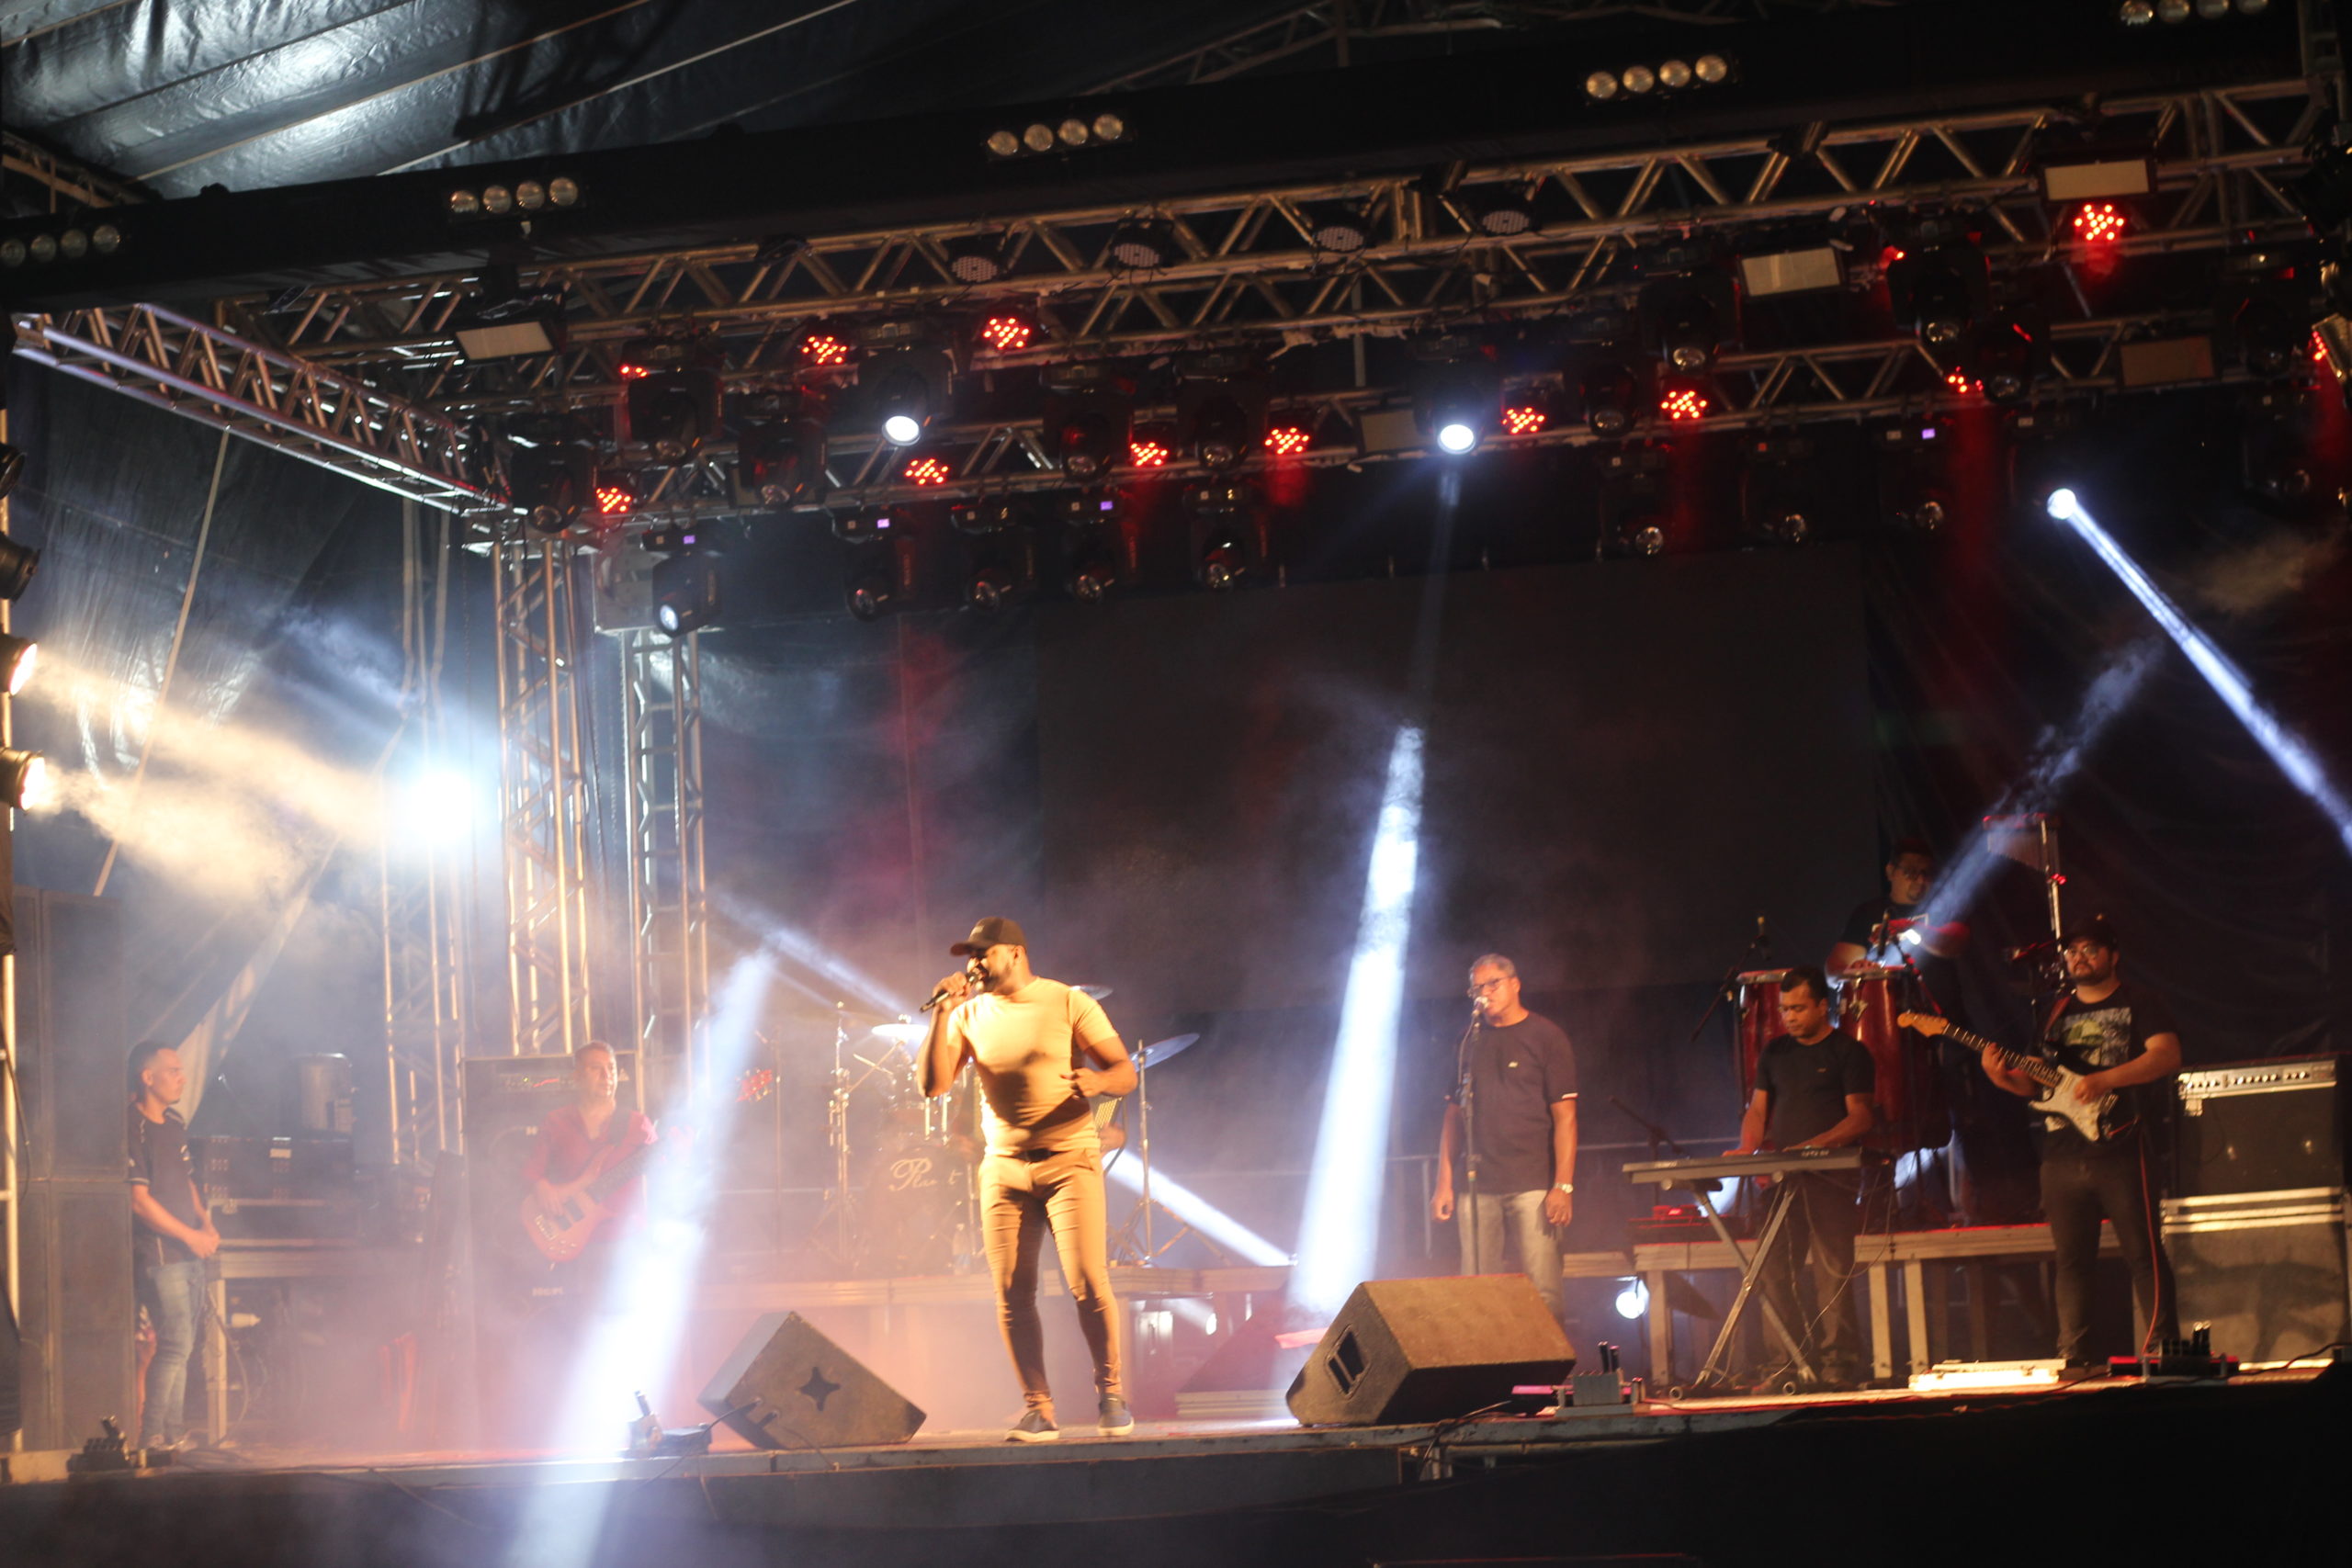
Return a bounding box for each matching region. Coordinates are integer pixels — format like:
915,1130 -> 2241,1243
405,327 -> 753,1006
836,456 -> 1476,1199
492,531 -> 595,1063
618,626 -> 710,1097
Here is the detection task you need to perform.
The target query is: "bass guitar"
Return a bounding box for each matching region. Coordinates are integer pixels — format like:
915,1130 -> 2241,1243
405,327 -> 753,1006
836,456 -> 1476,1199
1897,1010 -> 2122,1144
518,1066 -> 774,1262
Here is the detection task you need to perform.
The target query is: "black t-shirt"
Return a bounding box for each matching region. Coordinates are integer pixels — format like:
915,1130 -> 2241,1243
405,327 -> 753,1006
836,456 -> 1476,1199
128,1104 -> 204,1267
1753,1028 -> 1875,1148
1448,1012 -> 1577,1193
1838,897 -> 1962,1013
2039,979 -> 2179,1150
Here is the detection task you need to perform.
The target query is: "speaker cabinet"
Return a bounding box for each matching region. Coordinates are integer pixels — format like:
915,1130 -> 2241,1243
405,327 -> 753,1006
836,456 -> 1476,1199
1286,1276 -> 1576,1427
699,1312 -> 926,1449
2176,1056 -> 2346,1197
2162,1188 -> 2350,1364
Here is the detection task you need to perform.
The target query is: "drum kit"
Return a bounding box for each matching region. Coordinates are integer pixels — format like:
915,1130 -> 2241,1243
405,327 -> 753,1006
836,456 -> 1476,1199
807,986 -> 1207,1277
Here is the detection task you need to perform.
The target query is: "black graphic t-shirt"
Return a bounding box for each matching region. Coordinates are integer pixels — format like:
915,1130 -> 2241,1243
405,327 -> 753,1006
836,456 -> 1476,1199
1447,1012 -> 1577,1193
128,1104 -> 204,1267
2038,980 -> 2178,1150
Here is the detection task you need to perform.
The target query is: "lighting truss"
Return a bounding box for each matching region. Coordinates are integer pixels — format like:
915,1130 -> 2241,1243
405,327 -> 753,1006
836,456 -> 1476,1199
619,626 -> 711,1094
8,303 -> 491,508
208,77 -> 2319,423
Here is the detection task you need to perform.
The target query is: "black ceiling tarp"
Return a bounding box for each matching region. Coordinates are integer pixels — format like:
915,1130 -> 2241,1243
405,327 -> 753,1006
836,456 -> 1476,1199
0,0 -> 1304,198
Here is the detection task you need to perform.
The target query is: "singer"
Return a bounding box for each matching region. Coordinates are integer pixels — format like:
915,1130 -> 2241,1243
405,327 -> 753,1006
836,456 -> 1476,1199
919,915 -> 1136,1443
1430,953 -> 1578,1323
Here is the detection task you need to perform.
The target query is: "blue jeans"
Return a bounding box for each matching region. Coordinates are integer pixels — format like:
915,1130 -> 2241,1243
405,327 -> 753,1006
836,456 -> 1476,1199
136,1257 -> 205,1445
1456,1190 -> 1563,1318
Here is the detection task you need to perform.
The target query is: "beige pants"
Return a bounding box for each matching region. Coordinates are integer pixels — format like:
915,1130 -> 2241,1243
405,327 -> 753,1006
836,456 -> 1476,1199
979,1145 -> 1123,1414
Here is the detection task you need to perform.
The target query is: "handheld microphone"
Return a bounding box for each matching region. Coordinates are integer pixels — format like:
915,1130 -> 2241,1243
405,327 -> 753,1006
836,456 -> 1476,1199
919,982 -> 962,1013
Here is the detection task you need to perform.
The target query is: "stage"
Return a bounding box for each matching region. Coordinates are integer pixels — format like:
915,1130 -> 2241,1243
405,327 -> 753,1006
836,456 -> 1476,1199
4,1361 -> 2341,1567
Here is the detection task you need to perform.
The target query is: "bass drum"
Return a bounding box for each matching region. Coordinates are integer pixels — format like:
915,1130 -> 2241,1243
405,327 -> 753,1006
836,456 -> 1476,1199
858,1137 -> 961,1278
1836,966 -> 1950,1152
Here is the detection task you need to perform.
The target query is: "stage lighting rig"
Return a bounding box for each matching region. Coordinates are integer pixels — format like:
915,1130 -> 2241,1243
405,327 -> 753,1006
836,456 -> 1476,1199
503,414 -> 597,536
1575,358 -> 1643,437
1597,443 -> 1671,558
1410,342 -> 1502,456
1177,355 -> 1271,471
1128,430 -> 1173,469
975,303 -> 1037,355
1057,492 -> 1127,526
798,328 -> 855,371
451,270 -> 568,362
2218,249 -> 2321,377
1965,308 -> 2050,404
0,747 -> 47,810
966,563 -> 1017,611
1302,198 -> 1374,254
1584,52 -> 1735,101
1464,186 -> 1539,238
1874,422 -> 1951,536
902,454 -> 954,488
617,335 -> 724,459
0,632 -> 37,695
1740,435 -> 1817,547
831,506 -> 904,545
1657,378 -> 1712,423
1069,549 -> 1119,604
952,496 -> 1028,535
1641,268 -> 1738,374
983,111 -> 1131,161
1887,243 -> 1989,351
1265,418 -> 1317,456
2238,388 -> 2315,509
594,471 -> 639,520
844,561 -> 898,621
648,532 -> 722,637
736,415 -> 829,510
1108,220 -> 1179,270
859,331 -> 956,447
1045,362 -> 1136,481
944,232 -> 1010,284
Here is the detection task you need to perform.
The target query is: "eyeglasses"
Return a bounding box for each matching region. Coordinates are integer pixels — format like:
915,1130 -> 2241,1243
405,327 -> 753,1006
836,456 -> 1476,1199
1466,978 -> 1510,998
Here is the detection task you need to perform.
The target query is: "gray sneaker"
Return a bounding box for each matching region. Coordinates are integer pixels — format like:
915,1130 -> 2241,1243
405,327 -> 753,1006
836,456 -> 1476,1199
1097,1395 -> 1135,1436
1006,1408 -> 1060,1442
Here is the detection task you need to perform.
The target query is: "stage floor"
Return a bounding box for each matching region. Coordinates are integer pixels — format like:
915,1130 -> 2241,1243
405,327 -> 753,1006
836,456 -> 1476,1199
6,1365 -> 2343,1566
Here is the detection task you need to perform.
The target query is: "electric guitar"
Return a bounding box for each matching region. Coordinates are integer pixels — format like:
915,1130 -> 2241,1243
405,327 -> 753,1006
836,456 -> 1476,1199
518,1067 -> 775,1262
1897,1011 -> 2124,1143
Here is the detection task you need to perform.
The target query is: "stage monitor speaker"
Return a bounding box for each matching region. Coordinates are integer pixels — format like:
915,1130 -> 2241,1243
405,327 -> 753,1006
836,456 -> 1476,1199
1286,1276 -> 1576,1427
2162,1189 -> 2350,1364
2175,1056 -> 2346,1197
699,1312 -> 925,1450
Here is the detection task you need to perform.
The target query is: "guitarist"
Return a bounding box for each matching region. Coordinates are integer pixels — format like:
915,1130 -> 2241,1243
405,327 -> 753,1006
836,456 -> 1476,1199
519,1042 -> 658,1266
1980,916 -> 2180,1373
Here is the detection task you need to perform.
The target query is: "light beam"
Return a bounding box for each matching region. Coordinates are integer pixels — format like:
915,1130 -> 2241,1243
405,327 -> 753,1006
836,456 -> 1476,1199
2046,489 -> 2352,855
1103,1160 -> 1290,1266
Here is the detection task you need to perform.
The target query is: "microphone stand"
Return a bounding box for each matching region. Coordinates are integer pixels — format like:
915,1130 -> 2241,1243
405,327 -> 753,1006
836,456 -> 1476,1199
1684,918 -> 1773,1047
1610,1096 -> 1692,1165
1454,1010 -> 1483,1278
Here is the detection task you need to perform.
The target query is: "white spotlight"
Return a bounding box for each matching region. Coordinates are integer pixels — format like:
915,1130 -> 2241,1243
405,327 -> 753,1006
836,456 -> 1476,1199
2047,491 -> 2352,855
881,412 -> 924,446
1614,1277 -> 1650,1321
1292,726 -> 1425,1317
1436,421 -> 1478,456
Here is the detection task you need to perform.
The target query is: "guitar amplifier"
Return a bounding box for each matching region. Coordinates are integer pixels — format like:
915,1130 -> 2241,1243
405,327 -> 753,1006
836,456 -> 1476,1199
2161,1188 -> 2349,1364
2175,1055 -> 2345,1198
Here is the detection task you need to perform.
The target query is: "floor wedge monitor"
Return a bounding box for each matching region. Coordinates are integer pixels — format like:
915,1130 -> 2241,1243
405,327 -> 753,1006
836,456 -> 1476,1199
699,1312 -> 927,1449
1287,1275 -> 1576,1427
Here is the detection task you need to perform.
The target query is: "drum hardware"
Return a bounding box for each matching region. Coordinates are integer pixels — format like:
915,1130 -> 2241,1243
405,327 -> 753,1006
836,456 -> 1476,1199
1109,1033 -> 1213,1265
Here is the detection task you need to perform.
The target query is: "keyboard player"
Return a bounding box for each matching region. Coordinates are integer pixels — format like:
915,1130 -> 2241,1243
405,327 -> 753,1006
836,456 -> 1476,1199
1731,965 -> 1876,1390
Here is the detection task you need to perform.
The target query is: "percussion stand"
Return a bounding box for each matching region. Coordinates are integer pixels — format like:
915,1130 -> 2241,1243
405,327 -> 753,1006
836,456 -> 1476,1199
1112,1042 -> 1220,1265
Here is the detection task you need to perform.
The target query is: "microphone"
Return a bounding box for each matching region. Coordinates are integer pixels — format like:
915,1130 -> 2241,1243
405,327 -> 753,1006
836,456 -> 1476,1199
1470,995 -> 1488,1028
920,981 -> 963,1013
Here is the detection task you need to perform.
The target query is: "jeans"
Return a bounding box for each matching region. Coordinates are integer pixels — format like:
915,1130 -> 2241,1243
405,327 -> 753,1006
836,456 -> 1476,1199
136,1256 -> 206,1446
978,1145 -> 1122,1416
1455,1190 -> 1563,1318
1757,1171 -> 1861,1382
2041,1139 -> 2177,1364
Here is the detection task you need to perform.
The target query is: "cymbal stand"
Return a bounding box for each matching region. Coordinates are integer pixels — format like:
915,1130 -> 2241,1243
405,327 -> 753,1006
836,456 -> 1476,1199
808,1004 -> 857,1270
1111,1040 -> 1221,1266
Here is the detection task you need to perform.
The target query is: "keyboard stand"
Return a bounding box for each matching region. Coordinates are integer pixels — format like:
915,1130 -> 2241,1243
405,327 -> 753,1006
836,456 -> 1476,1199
1681,1176 -> 1817,1393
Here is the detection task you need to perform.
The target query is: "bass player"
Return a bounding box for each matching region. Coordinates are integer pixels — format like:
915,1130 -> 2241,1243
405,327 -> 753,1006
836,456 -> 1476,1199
520,1041 -> 658,1271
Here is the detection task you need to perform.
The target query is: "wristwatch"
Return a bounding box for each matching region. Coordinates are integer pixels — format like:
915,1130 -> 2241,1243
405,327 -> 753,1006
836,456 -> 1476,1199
1555,1181 -> 1575,1194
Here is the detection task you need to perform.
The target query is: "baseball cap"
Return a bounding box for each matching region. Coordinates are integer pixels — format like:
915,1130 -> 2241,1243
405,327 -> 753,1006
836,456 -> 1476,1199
950,916 -> 1028,956
2060,914 -> 2120,952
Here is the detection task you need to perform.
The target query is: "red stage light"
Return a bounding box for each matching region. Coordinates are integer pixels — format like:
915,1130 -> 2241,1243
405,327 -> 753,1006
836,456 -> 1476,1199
903,456 -> 952,487
594,481 -> 636,516
978,312 -> 1034,354
617,363 -> 651,380
1502,404 -> 1548,436
1128,437 -> 1170,468
1263,423 -> 1312,457
1658,387 -> 1709,423
2072,202 -> 2127,245
2312,330 -> 2330,365
800,333 -> 852,367
1944,369 -> 1983,397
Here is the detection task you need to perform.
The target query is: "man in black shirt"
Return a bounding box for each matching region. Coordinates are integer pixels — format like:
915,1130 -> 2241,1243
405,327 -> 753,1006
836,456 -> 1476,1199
1733,966 -> 1875,1387
127,1041 -> 218,1450
1826,836 -> 1971,1001
1980,916 -> 2180,1371
1430,953 -> 1578,1321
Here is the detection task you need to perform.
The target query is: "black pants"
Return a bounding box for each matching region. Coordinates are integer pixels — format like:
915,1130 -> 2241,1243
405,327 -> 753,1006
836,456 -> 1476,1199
1758,1171 -> 1861,1381
2041,1137 -> 2177,1363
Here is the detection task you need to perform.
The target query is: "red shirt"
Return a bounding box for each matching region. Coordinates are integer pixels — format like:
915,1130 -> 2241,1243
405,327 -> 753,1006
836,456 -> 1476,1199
521,1103 -> 658,1219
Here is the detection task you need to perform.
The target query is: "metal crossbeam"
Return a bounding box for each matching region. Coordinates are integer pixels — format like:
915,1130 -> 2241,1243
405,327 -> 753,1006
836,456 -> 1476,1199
8,303 -> 494,509
1,130 -> 150,211
494,533 -> 596,1060
619,629 -> 709,1097
220,77 -> 2322,419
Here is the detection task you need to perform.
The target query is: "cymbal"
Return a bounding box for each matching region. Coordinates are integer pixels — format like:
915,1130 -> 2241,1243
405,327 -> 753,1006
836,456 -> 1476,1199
1075,984 -> 1113,999
1136,1032 -> 1199,1069
868,1021 -> 928,1045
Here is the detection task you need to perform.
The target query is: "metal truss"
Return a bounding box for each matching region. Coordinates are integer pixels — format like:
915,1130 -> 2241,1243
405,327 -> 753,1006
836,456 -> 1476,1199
0,130 -> 149,212
6,303 -> 493,509
494,532 -> 596,1061
560,307 -> 2269,521
618,629 -> 709,1097
220,75 -> 2324,422
379,501 -> 469,1166
1088,1 -> 1894,93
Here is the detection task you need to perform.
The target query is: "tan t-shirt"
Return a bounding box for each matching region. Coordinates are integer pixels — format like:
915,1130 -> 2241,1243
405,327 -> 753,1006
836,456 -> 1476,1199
944,977 -> 1120,1155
